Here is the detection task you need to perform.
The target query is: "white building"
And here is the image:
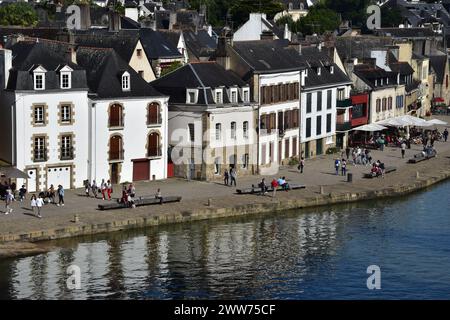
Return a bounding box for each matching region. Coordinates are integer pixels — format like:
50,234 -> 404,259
0,39 -> 169,191
152,62 -> 256,180
298,46 -> 353,158
233,13 -> 287,42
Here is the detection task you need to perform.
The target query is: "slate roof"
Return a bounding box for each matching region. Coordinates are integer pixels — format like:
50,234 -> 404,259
375,27 -> 436,38
159,30 -> 182,49
335,36 -> 394,62
151,62 -> 249,106
183,29 -> 217,59
389,62 -> 414,76
76,46 -> 164,99
138,28 -> 183,60
353,64 -> 398,89
6,40 -> 87,91
429,54 -> 448,83
71,30 -> 139,63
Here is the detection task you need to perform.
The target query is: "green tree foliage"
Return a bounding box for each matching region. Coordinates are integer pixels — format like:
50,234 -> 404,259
190,0 -> 283,28
0,2 -> 38,27
276,5 -> 341,35
381,6 -> 403,28
161,61 -> 183,77
323,0 -> 371,28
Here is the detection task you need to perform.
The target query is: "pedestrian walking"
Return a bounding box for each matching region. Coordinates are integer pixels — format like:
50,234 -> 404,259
101,179 -> 107,200
57,185 -> 65,206
84,180 -> 91,197
4,188 -> 14,215
223,169 -> 229,186
345,146 -> 350,160
36,195 -> 44,218
18,185 -> 27,202
107,180 -> 112,200
30,194 -> 37,216
298,157 -> 305,173
259,178 -> 268,196
401,141 -> 406,159
334,159 -> 340,175
271,178 -> 278,198
443,128 -> 448,142
91,180 -> 98,198
341,159 -> 347,176
230,167 -> 237,186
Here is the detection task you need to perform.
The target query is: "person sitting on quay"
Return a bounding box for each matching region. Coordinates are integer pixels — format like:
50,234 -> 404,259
259,178 -> 268,196
155,188 -> 163,204
47,184 -> 55,204
370,163 -> 382,177
127,183 -> 136,198
121,185 -> 129,206
277,176 -> 290,191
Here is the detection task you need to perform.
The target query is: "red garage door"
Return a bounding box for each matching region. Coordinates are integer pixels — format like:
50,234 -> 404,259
132,159 -> 150,181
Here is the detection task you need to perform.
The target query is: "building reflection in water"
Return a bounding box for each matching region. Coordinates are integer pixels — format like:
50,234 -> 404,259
5,205 -> 367,299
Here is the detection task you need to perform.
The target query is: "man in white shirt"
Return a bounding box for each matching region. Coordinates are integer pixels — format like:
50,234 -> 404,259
36,196 -> 44,218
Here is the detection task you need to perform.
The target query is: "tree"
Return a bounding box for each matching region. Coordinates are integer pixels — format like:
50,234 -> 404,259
0,3 -> 38,27
297,6 -> 341,35
324,0 -> 371,28
161,61 -> 183,77
381,6 -> 403,28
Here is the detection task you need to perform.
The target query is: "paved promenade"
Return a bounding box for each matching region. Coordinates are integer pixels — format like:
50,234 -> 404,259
1,116 -> 450,251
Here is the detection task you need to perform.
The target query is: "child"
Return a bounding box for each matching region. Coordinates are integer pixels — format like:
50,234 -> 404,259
36,195 -> 44,218
30,194 -> 37,216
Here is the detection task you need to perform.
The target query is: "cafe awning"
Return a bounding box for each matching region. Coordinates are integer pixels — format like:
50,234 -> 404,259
0,166 -> 30,179
433,97 -> 445,103
352,123 -> 388,132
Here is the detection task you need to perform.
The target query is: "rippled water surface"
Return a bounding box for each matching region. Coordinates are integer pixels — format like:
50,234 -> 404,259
1,181 -> 450,299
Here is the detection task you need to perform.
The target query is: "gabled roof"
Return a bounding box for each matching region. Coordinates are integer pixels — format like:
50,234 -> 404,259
183,29 -> 217,59
353,64 -> 398,89
335,36 -> 394,62
71,30 -> 139,63
138,28 -> 183,59
375,27 -> 436,38
151,62 -> 249,105
75,46 -> 163,99
232,39 -> 305,73
389,61 -> 414,76
429,54 -> 448,83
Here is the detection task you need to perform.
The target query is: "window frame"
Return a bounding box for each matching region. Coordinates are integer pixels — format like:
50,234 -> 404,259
121,72 -> 130,91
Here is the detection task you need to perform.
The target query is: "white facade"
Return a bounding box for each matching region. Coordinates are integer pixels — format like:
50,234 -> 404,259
89,97 -> 169,184
233,13 -> 282,42
10,90 -> 90,192
258,71 -> 301,165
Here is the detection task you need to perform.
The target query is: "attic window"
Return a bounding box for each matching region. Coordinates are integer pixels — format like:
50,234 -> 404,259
121,71 -> 130,91
330,66 -> 334,74
317,67 -> 321,76
59,66 -> 73,89
215,89 -> 223,104
137,49 -> 142,57
243,88 -> 250,103
33,66 -> 46,90
187,89 -> 198,104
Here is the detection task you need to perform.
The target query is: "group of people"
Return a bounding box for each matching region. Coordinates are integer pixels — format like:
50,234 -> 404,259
3,182 -> 65,218
84,179 -> 113,200
370,160 -> 386,178
344,146 -> 373,166
223,168 -> 237,186
120,183 -> 137,208
258,176 -> 290,197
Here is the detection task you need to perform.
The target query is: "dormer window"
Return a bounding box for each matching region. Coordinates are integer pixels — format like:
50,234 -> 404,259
187,89 -> 198,104
230,89 -> 238,103
59,65 -> 73,89
330,66 -> 334,74
317,67 -> 321,76
375,79 -> 378,87
243,88 -> 250,103
33,66 -> 46,90
215,89 -> 223,104
121,71 -> 130,91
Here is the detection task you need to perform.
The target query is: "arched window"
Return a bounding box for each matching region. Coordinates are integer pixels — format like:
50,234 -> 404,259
148,132 -> 161,157
147,102 -> 161,125
109,135 -> 123,161
121,71 -> 130,91
109,104 -> 123,127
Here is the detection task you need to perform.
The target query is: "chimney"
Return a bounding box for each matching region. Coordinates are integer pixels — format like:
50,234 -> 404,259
109,10 -> 121,32
79,4 -> 91,30
169,12 -> 177,30
216,35 -> 231,70
0,48 -> 12,89
301,69 -> 306,86
68,33 -> 77,64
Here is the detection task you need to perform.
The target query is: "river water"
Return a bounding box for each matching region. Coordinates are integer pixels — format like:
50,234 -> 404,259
1,181 -> 450,300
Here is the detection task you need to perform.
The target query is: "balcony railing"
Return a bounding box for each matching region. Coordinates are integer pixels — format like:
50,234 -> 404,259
109,150 -> 124,161
148,147 -> 162,158
34,149 -> 47,162
336,98 -> 352,108
60,147 -> 74,160
336,121 -> 352,132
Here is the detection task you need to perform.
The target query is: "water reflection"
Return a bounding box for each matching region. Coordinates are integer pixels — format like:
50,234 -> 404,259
1,182 -> 450,299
